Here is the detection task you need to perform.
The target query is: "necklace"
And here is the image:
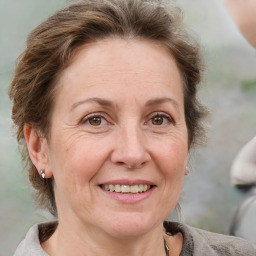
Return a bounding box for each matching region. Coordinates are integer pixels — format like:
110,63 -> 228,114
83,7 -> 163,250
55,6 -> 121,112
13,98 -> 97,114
164,238 -> 169,256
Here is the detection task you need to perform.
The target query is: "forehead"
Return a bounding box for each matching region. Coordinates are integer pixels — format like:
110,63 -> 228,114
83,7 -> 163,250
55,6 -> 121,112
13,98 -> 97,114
54,37 -> 184,105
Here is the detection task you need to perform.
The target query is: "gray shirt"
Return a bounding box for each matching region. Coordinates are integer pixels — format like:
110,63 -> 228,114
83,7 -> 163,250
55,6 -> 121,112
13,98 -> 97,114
14,221 -> 256,255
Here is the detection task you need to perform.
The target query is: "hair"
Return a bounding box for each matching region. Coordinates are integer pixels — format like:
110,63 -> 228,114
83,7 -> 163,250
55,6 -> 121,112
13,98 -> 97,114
9,0 -> 207,216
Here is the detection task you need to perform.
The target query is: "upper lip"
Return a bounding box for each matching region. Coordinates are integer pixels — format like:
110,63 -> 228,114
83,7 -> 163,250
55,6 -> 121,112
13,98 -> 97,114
99,179 -> 156,186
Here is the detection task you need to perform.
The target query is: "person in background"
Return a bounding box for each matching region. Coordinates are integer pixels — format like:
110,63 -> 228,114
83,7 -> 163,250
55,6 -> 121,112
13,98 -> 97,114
229,136 -> 256,245
223,0 -> 256,246
223,0 -> 256,48
10,0 -> 255,255
231,137 -> 256,187
223,0 -> 256,186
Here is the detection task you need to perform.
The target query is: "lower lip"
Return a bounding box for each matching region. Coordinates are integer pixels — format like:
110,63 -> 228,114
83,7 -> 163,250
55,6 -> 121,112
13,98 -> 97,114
99,186 -> 156,204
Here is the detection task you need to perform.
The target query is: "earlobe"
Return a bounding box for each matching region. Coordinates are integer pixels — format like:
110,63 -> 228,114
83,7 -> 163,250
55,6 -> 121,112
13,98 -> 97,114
24,124 -> 53,178
185,166 -> 189,176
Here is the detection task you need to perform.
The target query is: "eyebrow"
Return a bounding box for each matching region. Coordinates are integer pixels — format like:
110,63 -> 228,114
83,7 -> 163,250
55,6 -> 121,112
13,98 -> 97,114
145,97 -> 180,109
71,97 -> 180,111
70,97 -> 114,111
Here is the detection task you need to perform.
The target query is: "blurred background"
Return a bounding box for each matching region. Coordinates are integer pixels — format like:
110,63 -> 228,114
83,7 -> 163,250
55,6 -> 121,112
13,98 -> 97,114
0,0 -> 255,255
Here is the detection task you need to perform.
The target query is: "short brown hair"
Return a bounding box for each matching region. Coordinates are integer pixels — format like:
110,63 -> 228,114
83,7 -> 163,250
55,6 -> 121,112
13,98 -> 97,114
9,0 -> 206,216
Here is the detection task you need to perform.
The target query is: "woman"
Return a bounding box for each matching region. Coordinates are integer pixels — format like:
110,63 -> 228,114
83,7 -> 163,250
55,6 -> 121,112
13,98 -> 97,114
10,0 -> 255,255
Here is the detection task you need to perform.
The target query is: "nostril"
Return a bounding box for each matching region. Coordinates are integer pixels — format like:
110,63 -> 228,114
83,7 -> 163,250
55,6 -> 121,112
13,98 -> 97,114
115,161 -> 137,169
124,161 -> 147,169
116,161 -> 125,166
110,145 -> 151,169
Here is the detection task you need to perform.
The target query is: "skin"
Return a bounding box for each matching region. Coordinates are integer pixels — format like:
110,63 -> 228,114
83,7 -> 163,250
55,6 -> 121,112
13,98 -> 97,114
24,38 -> 188,256
224,0 -> 256,47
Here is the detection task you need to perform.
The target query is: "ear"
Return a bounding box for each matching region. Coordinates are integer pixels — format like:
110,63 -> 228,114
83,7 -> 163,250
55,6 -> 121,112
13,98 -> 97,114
24,124 -> 53,178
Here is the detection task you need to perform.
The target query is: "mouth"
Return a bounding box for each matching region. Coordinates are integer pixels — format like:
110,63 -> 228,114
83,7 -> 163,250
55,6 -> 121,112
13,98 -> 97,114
100,184 -> 154,194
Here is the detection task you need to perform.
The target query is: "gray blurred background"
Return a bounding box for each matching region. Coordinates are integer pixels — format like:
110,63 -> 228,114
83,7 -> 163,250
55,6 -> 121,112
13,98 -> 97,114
0,0 -> 256,255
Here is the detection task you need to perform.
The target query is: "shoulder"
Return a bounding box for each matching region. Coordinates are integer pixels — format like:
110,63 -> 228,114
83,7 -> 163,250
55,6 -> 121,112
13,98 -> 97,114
164,221 -> 256,256
13,222 -> 57,256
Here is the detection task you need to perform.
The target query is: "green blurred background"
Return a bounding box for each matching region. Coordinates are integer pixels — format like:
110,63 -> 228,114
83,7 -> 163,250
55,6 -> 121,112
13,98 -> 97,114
0,0 -> 256,255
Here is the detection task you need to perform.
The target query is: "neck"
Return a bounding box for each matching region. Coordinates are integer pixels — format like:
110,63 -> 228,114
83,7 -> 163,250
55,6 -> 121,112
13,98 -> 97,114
42,219 -> 167,256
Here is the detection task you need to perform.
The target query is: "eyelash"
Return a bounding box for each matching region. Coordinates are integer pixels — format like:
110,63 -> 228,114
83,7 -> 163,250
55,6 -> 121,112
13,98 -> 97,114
146,112 -> 174,127
80,112 -> 109,127
80,112 -> 174,128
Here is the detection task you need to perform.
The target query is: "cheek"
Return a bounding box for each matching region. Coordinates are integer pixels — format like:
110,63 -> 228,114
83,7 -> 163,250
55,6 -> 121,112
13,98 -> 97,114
155,137 -> 188,174
155,141 -> 187,217
49,134 -> 110,190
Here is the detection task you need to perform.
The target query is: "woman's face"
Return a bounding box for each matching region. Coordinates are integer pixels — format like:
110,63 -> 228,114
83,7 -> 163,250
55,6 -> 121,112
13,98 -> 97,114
44,38 -> 188,238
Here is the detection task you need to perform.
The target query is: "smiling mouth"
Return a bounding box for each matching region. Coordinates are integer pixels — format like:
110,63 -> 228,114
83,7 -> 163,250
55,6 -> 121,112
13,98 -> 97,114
100,184 -> 154,194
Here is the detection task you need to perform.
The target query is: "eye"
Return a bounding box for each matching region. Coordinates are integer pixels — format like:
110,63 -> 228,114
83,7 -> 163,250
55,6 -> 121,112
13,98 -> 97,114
147,112 -> 174,127
151,115 -> 164,125
88,116 -> 103,126
81,113 -> 108,127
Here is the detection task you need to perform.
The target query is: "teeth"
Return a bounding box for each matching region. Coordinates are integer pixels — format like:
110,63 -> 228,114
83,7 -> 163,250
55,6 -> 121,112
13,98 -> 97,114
130,185 -> 138,193
101,184 -> 151,193
109,184 -> 115,192
115,184 -> 121,193
121,185 -> 130,193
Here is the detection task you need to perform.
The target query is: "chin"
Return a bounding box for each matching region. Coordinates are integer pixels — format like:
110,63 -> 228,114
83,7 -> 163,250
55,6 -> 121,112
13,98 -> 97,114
100,212 -> 163,238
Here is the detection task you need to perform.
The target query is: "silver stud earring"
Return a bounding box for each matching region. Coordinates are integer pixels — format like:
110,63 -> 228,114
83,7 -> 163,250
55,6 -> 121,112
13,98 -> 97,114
40,169 -> 46,179
185,166 -> 190,176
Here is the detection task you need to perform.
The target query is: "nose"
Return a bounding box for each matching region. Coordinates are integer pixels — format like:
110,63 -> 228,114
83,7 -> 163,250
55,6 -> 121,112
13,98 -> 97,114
110,124 -> 151,169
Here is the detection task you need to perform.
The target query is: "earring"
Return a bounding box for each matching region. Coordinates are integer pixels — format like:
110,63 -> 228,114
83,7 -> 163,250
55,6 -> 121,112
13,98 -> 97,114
185,166 -> 190,176
40,169 -> 46,179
